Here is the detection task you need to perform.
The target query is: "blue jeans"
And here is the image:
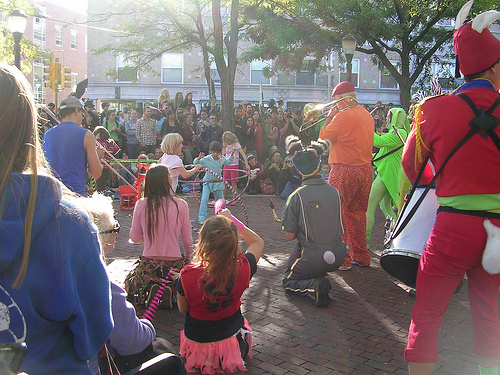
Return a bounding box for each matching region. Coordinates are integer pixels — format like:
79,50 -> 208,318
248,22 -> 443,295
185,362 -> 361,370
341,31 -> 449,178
198,184 -> 224,221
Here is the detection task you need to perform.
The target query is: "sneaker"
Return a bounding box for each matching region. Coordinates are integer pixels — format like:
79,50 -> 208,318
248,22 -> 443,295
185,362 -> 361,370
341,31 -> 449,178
160,286 -> 173,309
198,220 -> 205,225
146,284 -> 160,308
338,266 -> 352,271
314,278 -> 331,307
351,260 -> 370,267
229,201 -> 237,206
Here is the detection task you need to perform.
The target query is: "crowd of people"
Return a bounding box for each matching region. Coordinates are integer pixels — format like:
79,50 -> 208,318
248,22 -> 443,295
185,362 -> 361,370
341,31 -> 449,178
3,2 -> 500,373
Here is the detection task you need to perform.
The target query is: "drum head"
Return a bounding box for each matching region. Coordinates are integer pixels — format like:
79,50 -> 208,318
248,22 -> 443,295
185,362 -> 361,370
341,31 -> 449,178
380,250 -> 421,289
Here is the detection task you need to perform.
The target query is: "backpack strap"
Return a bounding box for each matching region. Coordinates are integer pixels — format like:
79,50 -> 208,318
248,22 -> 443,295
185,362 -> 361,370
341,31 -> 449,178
456,93 -> 500,151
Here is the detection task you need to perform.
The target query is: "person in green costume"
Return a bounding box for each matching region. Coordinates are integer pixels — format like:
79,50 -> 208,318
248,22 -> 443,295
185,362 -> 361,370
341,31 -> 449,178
366,107 -> 409,248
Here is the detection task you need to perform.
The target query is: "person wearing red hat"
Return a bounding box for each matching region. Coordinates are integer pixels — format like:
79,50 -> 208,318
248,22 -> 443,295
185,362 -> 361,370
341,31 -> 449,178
402,2 -> 500,374
319,81 -> 374,270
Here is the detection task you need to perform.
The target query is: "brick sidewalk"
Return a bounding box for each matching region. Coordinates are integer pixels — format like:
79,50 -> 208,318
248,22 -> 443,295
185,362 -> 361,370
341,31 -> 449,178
108,195 -> 486,375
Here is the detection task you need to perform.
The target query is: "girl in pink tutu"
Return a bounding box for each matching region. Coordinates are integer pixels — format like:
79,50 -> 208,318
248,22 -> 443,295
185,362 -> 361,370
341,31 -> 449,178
175,209 -> 264,374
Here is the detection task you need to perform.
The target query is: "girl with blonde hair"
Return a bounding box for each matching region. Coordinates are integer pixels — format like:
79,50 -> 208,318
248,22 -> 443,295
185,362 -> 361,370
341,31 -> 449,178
176,209 -> 264,374
158,88 -> 171,107
222,131 -> 249,205
159,133 -> 202,193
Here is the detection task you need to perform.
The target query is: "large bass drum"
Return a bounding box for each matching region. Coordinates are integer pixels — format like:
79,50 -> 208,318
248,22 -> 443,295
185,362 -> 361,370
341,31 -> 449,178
380,187 -> 438,288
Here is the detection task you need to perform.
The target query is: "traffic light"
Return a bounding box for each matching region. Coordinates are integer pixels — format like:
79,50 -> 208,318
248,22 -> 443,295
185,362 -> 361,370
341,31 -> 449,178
62,67 -> 72,89
52,62 -> 62,87
43,59 -> 52,88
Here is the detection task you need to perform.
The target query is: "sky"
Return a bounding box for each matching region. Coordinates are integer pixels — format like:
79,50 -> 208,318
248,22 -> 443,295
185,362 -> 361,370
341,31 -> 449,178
48,0 -> 88,15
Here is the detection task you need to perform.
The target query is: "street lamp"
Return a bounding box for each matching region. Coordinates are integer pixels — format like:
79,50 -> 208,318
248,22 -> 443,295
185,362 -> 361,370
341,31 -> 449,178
342,34 -> 357,84
8,9 -> 28,70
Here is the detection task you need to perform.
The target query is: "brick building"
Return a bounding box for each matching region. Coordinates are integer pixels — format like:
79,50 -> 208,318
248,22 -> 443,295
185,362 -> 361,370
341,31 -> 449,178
25,1 -> 87,106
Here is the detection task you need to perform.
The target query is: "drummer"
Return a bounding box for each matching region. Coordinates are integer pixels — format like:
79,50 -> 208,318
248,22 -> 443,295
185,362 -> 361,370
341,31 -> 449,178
401,2 -> 500,374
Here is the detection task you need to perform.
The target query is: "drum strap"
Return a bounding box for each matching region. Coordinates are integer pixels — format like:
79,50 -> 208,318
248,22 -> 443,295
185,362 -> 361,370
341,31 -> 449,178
372,145 -> 403,165
438,206 -> 500,219
388,93 -> 500,243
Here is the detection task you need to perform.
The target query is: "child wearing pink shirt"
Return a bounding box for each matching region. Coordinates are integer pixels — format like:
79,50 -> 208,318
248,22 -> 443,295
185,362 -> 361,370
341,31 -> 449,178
125,164 -> 193,308
222,131 -> 249,205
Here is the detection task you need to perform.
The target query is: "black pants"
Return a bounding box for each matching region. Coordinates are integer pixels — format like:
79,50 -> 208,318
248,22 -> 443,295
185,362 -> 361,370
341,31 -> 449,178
112,338 -> 174,373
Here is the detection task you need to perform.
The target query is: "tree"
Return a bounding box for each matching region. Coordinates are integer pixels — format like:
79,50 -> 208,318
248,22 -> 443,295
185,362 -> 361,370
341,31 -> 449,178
243,0 -> 497,108
0,0 -> 42,73
92,0 -> 242,130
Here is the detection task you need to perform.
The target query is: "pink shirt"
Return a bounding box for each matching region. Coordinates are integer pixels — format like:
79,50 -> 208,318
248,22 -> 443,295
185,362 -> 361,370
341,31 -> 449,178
225,142 -> 241,167
129,196 -> 193,258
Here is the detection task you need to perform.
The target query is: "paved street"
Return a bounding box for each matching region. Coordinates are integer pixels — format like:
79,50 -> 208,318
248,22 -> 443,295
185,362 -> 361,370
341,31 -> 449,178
107,195 -> 490,375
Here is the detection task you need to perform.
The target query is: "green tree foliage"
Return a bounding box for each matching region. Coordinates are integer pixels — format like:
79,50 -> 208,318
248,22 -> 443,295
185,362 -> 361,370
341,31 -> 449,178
0,0 -> 42,73
242,0 -> 497,108
92,0 -> 243,130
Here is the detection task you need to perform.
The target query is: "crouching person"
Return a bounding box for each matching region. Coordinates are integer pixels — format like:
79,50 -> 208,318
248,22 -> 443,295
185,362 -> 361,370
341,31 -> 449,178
80,194 -> 175,374
281,136 -> 346,307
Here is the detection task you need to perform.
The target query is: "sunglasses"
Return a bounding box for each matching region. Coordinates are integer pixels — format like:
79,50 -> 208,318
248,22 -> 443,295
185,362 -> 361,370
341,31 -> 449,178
100,222 -> 120,234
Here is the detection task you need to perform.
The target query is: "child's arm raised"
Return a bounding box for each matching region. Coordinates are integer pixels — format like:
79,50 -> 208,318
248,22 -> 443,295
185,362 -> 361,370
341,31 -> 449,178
241,225 -> 264,264
219,209 -> 264,263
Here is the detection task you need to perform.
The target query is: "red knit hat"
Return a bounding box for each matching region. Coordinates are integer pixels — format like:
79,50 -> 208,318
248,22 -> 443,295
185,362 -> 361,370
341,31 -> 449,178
454,22 -> 500,75
453,1 -> 500,76
331,81 -> 355,98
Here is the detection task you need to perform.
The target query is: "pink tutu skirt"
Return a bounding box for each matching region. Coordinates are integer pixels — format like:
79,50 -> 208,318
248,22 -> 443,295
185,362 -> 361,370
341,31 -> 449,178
180,320 -> 254,374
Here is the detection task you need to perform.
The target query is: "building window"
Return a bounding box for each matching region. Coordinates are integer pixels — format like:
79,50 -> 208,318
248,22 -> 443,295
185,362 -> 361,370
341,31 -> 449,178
432,62 -> 456,91
210,61 -> 220,84
161,53 -> 183,83
296,71 -> 315,86
295,58 -> 328,86
33,17 -> 46,49
250,60 -> 271,85
71,30 -> 78,50
316,74 -> 330,87
277,73 -> 295,85
339,58 -> 359,87
380,62 -> 399,89
33,59 -> 45,103
116,54 -> 137,82
437,18 -> 453,27
55,25 -> 63,47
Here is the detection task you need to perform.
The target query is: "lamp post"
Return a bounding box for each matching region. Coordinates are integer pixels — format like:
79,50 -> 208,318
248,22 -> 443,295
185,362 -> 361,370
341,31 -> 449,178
342,34 -> 357,84
8,9 -> 28,70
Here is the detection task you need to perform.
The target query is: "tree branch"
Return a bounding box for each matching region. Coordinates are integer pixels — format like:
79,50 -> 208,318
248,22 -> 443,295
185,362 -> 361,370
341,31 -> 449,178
410,30 -> 452,82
